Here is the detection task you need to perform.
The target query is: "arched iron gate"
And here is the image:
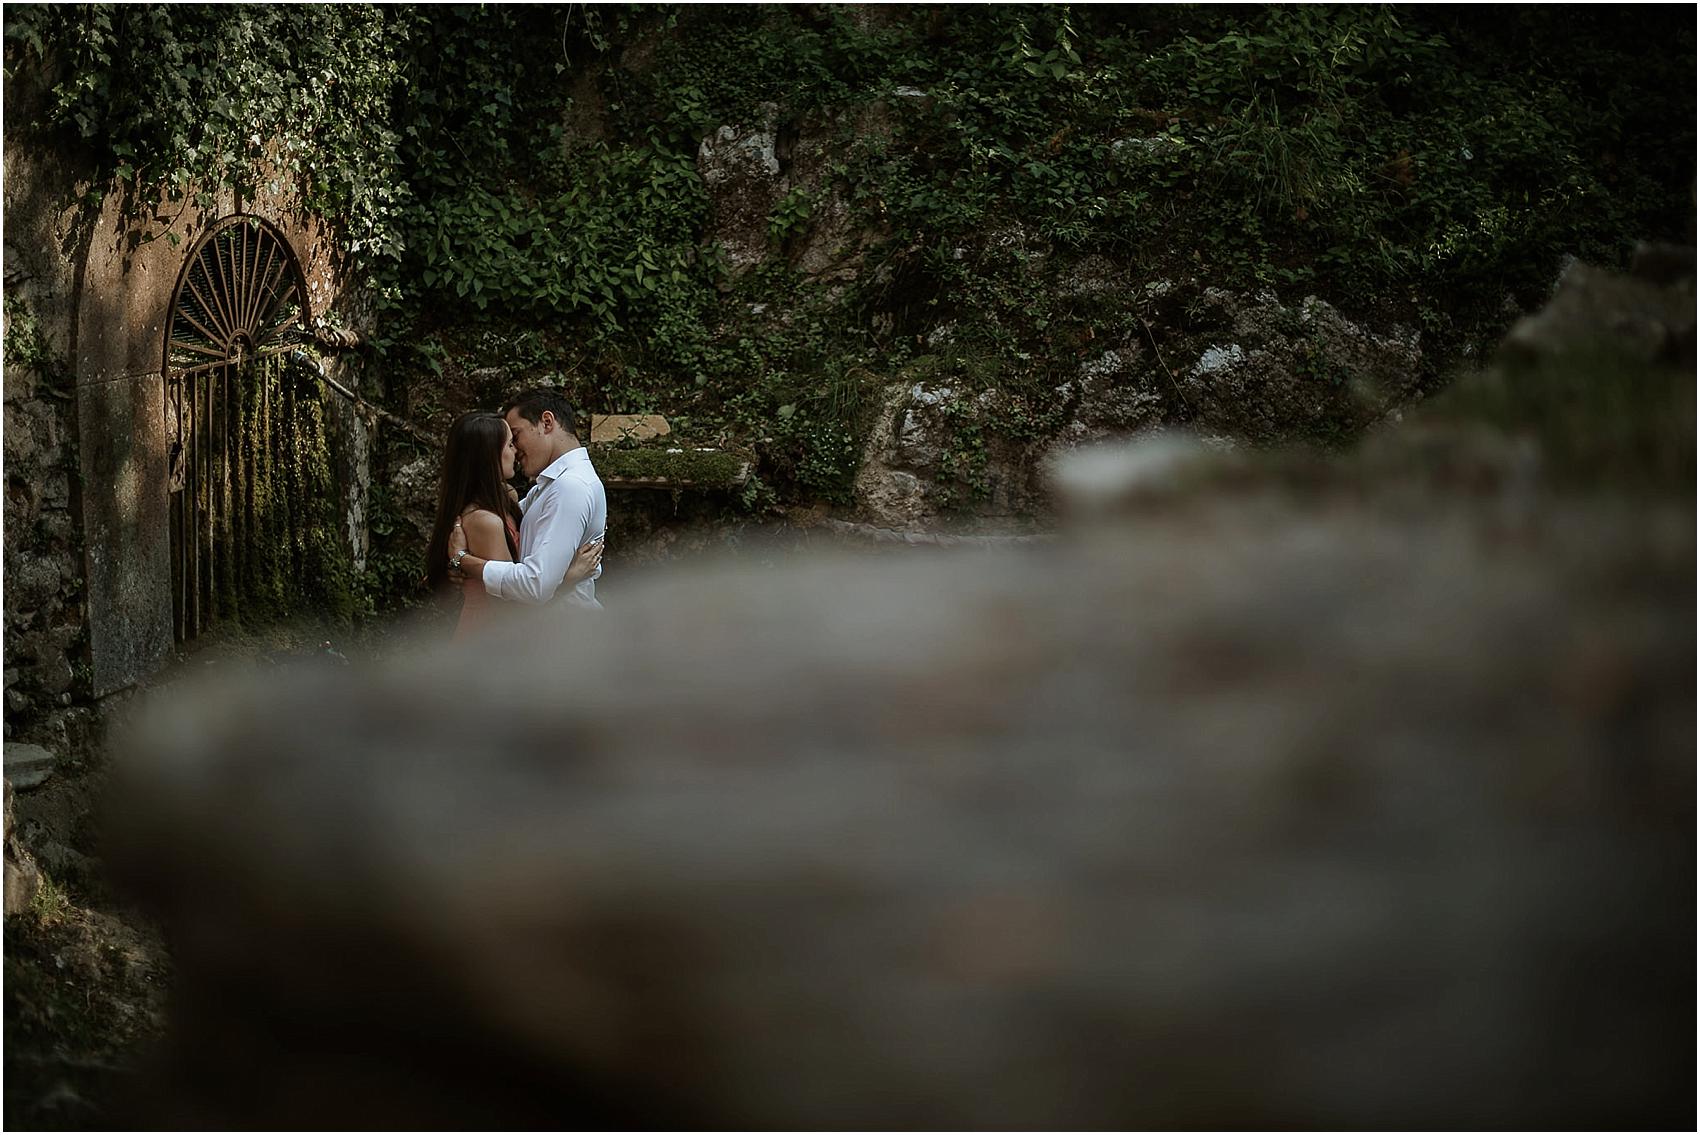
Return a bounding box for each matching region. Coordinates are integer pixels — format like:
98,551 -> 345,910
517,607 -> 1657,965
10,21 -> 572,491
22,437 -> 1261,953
164,215 -> 340,642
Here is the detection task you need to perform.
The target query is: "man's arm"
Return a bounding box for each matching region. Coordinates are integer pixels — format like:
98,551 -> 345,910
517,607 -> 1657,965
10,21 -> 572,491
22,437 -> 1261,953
453,481 -> 595,604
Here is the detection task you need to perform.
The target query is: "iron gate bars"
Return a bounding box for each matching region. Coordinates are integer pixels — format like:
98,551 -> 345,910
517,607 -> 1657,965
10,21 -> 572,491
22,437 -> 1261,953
163,215 -> 313,643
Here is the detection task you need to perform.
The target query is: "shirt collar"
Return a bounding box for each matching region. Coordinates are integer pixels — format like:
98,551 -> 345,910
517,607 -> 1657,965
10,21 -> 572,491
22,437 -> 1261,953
535,446 -> 589,483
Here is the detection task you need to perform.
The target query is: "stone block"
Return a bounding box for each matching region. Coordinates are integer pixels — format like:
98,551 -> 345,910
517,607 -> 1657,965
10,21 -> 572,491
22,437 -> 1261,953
3,743 -> 55,792
32,510 -> 73,545
78,372 -> 172,697
4,778 -> 41,916
2,406 -> 37,467
35,654 -> 74,698
590,414 -> 671,444
39,471 -> 69,510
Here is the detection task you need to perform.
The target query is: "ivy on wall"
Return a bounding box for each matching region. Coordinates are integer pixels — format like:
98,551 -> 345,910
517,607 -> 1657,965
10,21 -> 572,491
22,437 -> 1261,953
9,4 -> 1691,347
8,5 -> 1690,325
5,4 -> 409,256
5,4 -> 1693,600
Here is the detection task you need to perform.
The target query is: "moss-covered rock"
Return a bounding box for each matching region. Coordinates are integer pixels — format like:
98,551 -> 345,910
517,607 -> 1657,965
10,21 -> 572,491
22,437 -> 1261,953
592,445 -> 752,489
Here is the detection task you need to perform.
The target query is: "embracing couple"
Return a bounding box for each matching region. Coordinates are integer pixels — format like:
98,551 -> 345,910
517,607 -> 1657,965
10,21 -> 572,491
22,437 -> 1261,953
426,388 -> 607,639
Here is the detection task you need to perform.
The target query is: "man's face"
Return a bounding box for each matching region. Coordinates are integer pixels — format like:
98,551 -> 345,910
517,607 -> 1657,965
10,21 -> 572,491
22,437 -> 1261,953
505,408 -> 547,478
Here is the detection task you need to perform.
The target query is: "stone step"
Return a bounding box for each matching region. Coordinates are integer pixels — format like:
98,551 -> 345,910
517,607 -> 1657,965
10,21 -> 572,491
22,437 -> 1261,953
592,445 -> 752,491
3,743 -> 55,792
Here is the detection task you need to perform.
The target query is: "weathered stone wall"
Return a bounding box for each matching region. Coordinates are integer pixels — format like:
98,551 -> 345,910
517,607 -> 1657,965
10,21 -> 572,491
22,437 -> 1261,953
71,180 -> 354,697
4,67 -> 369,740
686,105 -> 1439,534
3,124 -> 98,744
100,253 -> 1694,1129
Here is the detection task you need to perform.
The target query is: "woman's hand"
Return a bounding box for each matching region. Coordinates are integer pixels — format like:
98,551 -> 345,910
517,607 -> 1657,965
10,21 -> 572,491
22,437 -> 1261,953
565,537 -> 605,586
446,520 -> 468,589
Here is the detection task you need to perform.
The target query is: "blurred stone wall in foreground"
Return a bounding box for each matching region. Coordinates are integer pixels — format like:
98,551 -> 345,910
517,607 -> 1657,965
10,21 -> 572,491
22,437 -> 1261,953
104,253 -> 1694,1129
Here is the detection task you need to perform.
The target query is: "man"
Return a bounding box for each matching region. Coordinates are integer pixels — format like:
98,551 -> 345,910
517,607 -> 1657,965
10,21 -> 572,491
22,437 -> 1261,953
448,388 -> 607,608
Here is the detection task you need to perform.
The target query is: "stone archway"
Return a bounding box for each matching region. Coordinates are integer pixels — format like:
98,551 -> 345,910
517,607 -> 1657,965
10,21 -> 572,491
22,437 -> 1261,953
74,187 -> 356,696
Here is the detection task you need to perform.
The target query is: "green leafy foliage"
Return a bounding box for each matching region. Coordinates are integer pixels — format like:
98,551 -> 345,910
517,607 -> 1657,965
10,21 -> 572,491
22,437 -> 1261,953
6,3 -> 1692,591
5,5 -> 409,256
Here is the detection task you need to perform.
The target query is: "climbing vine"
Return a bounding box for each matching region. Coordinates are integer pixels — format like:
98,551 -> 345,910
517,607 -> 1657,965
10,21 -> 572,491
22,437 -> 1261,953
4,5 -> 408,257
4,3 -> 1693,566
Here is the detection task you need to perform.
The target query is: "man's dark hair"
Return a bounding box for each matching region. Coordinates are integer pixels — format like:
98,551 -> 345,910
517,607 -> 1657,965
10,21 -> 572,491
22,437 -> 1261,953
504,388 -> 579,438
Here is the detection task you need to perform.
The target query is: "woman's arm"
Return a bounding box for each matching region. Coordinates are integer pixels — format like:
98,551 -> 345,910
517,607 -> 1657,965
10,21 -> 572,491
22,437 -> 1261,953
454,480 -> 600,602
451,532 -> 603,590
564,535 -> 603,586
460,509 -> 513,563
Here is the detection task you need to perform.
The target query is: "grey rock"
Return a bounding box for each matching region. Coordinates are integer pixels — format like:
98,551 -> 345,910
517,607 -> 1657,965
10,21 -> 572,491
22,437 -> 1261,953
1504,259 -> 1695,367
7,556 -> 66,610
3,779 -> 40,917
791,198 -> 860,277
697,106 -> 785,278
1190,343 -> 1245,380
3,743 -> 54,792
854,383 -> 937,527
1058,349 -> 1166,448
875,385 -> 956,476
854,469 -> 930,529
31,836 -> 94,890
1110,134 -> 1182,163
388,454 -> 439,542
893,409 -> 938,469
3,407 -> 38,467
908,382 -> 953,408
784,117 -> 868,281
1174,290 -> 1422,444
1074,386 -> 1164,435
1077,347 -> 1141,388
34,652 -> 74,698
32,511 -> 74,544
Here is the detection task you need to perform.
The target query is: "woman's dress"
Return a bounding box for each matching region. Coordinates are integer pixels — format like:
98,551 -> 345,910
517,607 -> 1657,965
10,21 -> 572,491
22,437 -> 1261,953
454,512 -> 521,640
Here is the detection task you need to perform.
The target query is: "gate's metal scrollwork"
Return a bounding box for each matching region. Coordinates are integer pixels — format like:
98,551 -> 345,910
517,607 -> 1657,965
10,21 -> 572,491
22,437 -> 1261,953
164,216 -> 335,642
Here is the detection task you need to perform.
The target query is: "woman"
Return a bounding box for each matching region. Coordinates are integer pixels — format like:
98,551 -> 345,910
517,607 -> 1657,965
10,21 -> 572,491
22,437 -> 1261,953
426,412 -> 599,639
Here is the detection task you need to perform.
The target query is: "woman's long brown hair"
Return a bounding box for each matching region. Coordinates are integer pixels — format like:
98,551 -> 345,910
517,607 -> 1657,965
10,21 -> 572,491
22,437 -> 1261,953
425,412 -> 522,592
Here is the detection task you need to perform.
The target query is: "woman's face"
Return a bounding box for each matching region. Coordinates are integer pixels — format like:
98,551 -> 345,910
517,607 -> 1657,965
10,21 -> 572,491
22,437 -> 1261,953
499,421 -> 517,480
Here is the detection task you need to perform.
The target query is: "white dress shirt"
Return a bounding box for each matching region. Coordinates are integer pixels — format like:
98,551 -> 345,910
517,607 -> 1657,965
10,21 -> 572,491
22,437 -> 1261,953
481,447 -> 606,607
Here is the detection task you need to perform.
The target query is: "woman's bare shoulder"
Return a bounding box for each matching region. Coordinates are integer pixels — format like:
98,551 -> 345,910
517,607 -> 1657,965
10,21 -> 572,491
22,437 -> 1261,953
458,508 -> 511,557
